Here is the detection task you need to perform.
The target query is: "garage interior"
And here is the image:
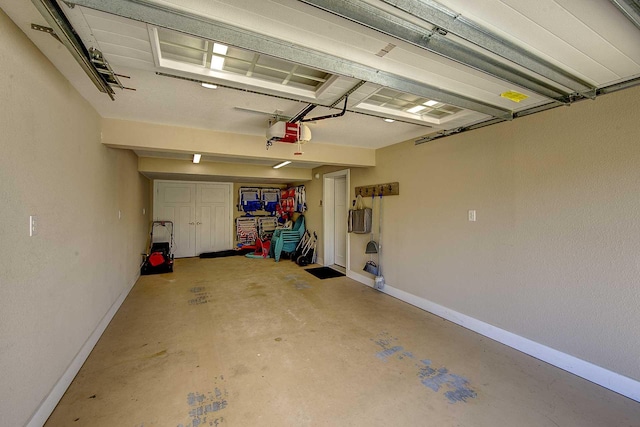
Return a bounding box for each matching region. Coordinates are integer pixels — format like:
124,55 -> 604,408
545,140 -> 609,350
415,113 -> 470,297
1,0 -> 640,426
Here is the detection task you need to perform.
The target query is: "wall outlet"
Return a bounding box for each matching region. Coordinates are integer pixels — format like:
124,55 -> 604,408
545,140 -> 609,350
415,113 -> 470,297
468,210 -> 476,222
29,215 -> 37,236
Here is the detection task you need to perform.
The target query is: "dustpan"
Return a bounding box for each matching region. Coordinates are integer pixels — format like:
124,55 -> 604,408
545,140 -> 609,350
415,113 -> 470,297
363,260 -> 379,275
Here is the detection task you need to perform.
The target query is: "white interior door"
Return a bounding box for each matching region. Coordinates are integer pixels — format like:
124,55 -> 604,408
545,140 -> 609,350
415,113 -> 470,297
196,183 -> 231,254
155,182 -> 196,258
334,176 -> 347,267
323,169 -> 350,269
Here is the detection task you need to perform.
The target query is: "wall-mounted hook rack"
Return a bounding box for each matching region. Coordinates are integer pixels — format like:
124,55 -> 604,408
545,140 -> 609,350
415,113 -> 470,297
355,182 -> 399,197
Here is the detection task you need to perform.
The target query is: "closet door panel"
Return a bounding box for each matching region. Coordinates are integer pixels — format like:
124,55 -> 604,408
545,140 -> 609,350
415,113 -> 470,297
196,184 -> 231,254
154,182 -> 197,258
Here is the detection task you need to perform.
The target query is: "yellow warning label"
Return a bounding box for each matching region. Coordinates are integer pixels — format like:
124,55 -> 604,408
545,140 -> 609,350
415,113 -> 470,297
500,90 -> 529,103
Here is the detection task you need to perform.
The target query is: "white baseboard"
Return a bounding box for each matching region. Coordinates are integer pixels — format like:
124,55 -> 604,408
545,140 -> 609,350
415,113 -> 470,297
26,274 -> 139,427
349,274 -> 640,403
347,269 -> 374,287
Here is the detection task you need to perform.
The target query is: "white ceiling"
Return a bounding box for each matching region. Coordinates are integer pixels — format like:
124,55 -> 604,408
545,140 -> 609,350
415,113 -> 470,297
2,0 -> 639,170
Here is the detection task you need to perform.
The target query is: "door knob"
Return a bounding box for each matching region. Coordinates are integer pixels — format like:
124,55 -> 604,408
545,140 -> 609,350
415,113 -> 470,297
196,222 -> 202,225
189,222 -> 195,225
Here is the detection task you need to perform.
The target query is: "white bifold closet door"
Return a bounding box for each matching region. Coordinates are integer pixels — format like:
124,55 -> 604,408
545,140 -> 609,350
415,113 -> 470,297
154,181 -> 232,258
195,184 -> 230,256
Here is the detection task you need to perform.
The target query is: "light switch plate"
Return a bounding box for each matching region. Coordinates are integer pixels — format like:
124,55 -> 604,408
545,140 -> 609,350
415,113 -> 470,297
468,210 -> 476,222
29,215 -> 37,236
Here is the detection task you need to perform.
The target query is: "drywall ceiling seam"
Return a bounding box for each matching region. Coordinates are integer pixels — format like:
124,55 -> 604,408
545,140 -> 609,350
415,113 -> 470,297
63,0 -> 513,120
297,0 -> 571,103
380,0 -> 596,98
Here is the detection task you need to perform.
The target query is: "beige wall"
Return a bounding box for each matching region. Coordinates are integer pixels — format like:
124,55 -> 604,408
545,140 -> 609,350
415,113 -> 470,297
0,10 -> 150,426
334,87 -> 640,381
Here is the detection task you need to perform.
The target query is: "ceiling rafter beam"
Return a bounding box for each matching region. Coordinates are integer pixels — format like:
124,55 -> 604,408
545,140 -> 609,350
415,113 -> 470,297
246,53 -> 259,77
64,0 -> 512,120
298,0 -> 572,103
379,0 -> 596,98
282,65 -> 299,85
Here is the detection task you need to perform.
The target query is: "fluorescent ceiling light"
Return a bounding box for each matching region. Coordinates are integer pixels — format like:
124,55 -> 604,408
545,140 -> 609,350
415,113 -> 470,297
210,43 -> 228,70
383,118 -> 395,123
201,82 -> 217,89
407,105 -> 427,114
273,161 -> 291,169
193,154 -> 202,163
424,100 -> 439,107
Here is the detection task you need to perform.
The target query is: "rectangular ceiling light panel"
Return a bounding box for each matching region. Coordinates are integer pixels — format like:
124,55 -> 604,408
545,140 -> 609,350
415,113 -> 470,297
152,26 -> 331,96
407,105 -> 427,113
210,42 -> 228,70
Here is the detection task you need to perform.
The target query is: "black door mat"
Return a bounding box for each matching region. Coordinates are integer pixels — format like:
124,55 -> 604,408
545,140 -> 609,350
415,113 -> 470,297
305,267 -> 345,279
200,249 -> 253,258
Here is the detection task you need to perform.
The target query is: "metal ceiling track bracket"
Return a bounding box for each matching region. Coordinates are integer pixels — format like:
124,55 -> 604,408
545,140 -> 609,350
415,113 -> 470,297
414,75 -> 640,144
31,0 -> 115,100
30,23 -> 61,43
300,96 -> 348,123
379,0 -> 597,99
63,0 -> 513,120
329,80 -> 366,109
89,47 -> 135,91
291,80 -> 365,123
609,0 -> 640,30
297,0 -> 573,103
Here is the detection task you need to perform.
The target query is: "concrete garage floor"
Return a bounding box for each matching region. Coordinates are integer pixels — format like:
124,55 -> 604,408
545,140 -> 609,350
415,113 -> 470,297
45,257 -> 640,427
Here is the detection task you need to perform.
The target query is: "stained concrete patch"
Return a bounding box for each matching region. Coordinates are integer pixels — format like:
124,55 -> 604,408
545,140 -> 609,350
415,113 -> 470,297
146,350 -> 167,359
188,286 -> 212,305
417,360 -> 476,402
284,274 -> 312,290
178,377 -> 228,427
372,332 -> 477,404
376,345 -> 404,361
245,282 -> 265,290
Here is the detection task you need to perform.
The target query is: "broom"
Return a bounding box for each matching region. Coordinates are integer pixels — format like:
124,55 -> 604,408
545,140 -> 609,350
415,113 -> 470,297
374,189 -> 385,290
365,194 -> 379,254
